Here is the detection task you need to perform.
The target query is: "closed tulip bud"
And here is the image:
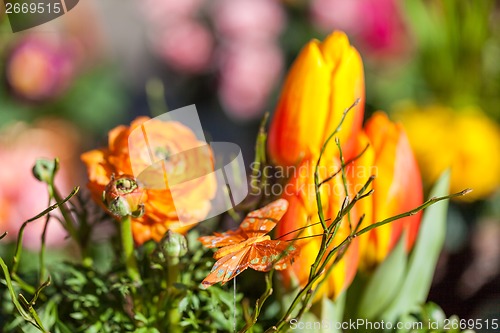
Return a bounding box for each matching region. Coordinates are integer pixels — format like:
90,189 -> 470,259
268,31 -> 365,167
361,112 -> 423,267
103,175 -> 145,218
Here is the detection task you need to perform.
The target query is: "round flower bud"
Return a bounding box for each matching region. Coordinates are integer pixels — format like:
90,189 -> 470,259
32,158 -> 59,184
103,175 -> 145,218
160,230 -> 188,265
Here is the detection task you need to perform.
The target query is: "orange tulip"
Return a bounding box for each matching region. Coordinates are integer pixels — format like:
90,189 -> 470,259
81,117 -> 216,245
344,131 -> 376,266
361,112 -> 423,267
275,157 -> 360,298
268,31 -> 365,167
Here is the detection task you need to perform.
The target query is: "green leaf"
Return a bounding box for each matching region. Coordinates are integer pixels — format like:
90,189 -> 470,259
319,293 -> 345,333
0,257 -> 44,331
356,235 -> 407,320
292,312 -> 319,333
55,320 -> 73,333
380,171 -> 451,323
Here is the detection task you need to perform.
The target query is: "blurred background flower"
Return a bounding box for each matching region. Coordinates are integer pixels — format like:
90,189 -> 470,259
138,0 -> 285,121
310,0 -> 411,60
6,36 -> 76,102
394,104 -> 500,202
0,119 -> 81,249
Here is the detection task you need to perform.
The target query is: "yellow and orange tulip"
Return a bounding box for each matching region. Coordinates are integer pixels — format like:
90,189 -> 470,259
271,31 -> 367,298
361,112 -> 423,267
275,156 -> 360,299
268,31 -> 365,167
269,32 -> 423,298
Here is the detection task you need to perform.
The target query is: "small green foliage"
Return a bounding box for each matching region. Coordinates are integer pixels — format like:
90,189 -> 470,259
0,228 -> 248,333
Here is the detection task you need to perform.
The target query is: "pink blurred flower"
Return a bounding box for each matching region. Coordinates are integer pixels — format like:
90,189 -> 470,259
141,0 -> 206,26
141,0 -> 286,119
311,0 -> 410,58
212,0 -> 285,42
6,36 -> 76,101
0,120 -> 80,250
6,36 -> 75,101
152,19 -> 214,73
218,42 -> 283,120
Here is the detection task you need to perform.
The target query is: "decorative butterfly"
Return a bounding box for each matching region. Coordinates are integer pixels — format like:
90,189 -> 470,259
199,199 -> 300,287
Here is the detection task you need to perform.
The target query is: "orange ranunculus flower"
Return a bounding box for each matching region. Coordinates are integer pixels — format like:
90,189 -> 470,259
81,117 -> 217,245
360,112 -> 423,267
275,157 -> 360,299
268,31 -> 365,167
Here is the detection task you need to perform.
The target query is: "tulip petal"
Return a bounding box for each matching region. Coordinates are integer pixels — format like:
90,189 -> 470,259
365,112 -> 423,264
321,35 -> 365,161
268,40 -> 333,166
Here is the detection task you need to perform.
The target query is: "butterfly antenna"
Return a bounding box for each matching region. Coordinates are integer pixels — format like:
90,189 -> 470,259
275,218 -> 331,240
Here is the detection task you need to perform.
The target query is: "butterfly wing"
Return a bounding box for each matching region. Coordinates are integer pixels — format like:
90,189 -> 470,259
240,199 -> 289,238
200,199 -> 291,287
247,240 -> 300,271
199,229 -> 247,248
201,247 -> 251,287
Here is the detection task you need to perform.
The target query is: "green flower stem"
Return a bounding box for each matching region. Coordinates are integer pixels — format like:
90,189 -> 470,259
51,186 -> 79,243
0,258 -> 48,332
12,188 -> 78,296
314,99 -> 359,231
120,215 -> 141,283
239,271 -> 274,333
165,263 -> 181,332
52,185 -> 93,266
39,202 -> 51,284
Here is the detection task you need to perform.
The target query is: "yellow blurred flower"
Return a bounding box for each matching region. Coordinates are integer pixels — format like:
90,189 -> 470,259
394,104 -> 500,201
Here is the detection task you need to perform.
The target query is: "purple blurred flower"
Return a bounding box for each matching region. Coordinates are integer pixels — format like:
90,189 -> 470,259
6,36 -> 76,101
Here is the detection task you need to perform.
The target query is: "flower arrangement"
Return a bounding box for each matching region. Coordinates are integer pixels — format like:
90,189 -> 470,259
0,31 -> 476,333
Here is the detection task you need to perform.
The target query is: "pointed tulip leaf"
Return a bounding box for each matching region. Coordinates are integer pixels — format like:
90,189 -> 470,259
357,235 -> 407,320
319,292 -> 345,333
380,171 -> 451,323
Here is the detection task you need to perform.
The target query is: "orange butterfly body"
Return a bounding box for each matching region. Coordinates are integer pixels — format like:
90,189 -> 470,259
199,199 -> 300,287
